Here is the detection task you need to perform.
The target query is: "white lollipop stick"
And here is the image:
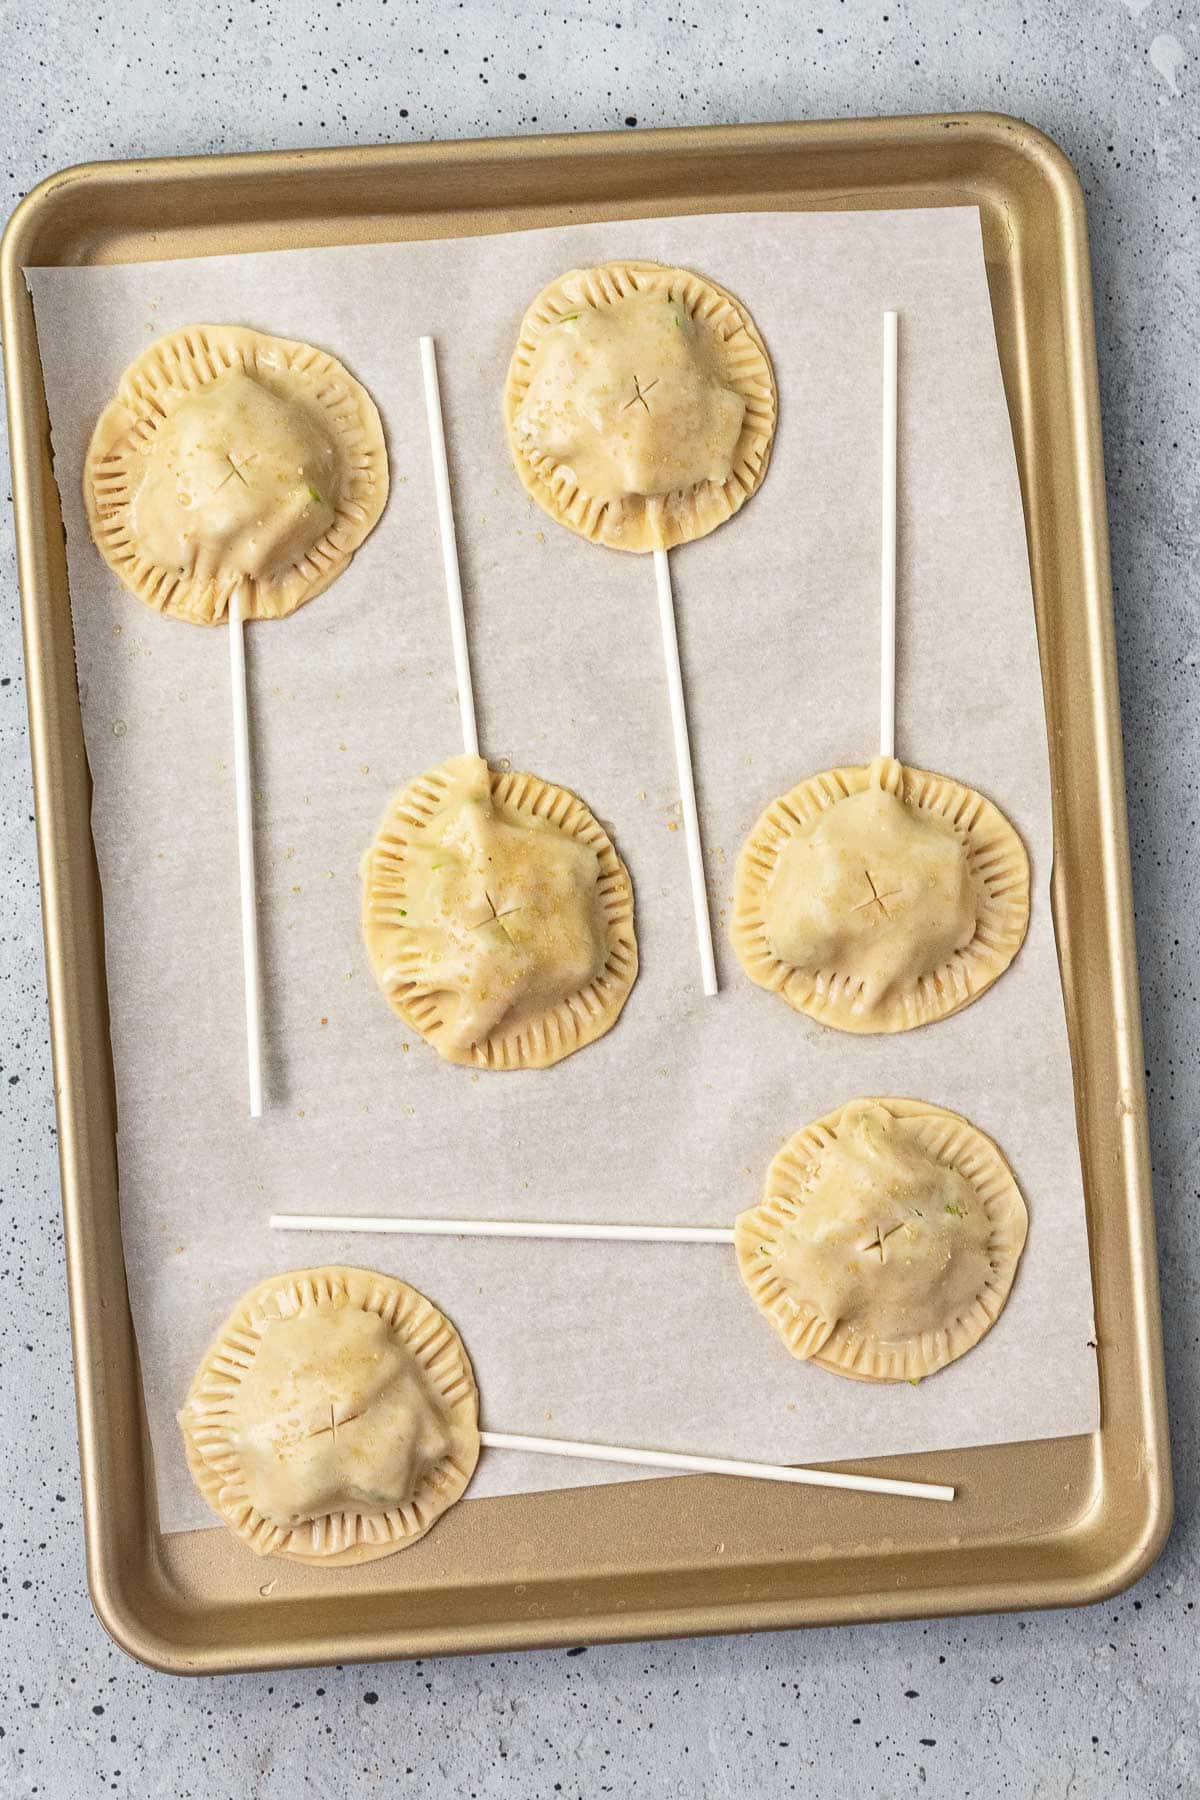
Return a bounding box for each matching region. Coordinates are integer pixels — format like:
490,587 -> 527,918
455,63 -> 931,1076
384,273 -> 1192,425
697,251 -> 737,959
420,336 -> 479,757
653,547 -> 718,997
879,309 -> 899,761
478,1431 -> 954,1503
270,1212 -> 735,1244
228,580 -> 263,1118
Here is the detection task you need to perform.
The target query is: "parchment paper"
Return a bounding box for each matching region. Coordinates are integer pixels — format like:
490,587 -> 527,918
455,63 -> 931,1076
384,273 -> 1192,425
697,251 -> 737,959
27,206 -> 1099,1537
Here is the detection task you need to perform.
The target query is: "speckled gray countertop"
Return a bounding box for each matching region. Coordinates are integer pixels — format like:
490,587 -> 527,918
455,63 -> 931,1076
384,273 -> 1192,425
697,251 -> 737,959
1,3 -> 1195,1795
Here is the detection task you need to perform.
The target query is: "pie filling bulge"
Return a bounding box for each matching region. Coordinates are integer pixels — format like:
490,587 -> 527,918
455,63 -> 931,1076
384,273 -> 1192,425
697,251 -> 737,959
511,289 -> 747,501
179,1267 -> 479,1564
130,370 -> 340,585
735,1098 -> 1029,1383
362,754 -> 638,1069
731,756 -> 1031,1033
504,261 -> 777,552
84,325 -> 388,622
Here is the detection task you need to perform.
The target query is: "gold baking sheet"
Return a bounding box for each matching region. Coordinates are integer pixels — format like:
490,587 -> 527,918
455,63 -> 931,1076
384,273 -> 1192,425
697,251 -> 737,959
0,114 -> 1169,1673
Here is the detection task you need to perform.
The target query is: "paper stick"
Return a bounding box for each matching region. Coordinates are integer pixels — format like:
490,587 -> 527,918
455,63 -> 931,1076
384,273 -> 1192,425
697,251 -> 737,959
879,309 -> 898,761
479,1431 -> 954,1503
652,547 -> 718,996
228,581 -> 263,1118
419,336 -> 479,757
270,1212 -> 735,1244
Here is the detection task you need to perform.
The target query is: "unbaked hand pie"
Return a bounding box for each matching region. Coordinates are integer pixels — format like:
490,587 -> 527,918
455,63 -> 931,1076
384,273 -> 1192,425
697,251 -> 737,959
731,755 -> 1030,1033
179,1266 -> 479,1564
735,1097 -> 1028,1382
84,324 -> 388,623
362,753 -> 638,1069
504,260 -> 777,553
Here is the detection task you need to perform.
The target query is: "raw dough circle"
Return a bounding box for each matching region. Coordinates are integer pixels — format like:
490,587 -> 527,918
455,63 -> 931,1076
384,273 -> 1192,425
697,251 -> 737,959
504,260 -> 777,553
362,754 -> 638,1070
735,1097 -> 1029,1382
179,1266 -> 479,1564
84,324 -> 389,624
730,755 -> 1030,1033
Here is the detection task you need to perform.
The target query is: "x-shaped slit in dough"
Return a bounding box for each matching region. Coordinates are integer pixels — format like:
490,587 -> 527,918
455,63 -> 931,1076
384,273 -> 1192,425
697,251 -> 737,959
306,1403 -> 363,1443
860,1221 -> 905,1261
622,374 -> 660,414
852,868 -> 901,921
471,890 -> 523,946
214,451 -> 258,492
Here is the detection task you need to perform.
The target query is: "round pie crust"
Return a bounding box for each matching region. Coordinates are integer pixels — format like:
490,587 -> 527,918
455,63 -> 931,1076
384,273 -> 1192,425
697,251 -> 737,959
730,755 -> 1030,1033
84,324 -> 388,624
504,260 -> 777,553
179,1266 -> 479,1564
362,754 -> 638,1070
735,1097 -> 1029,1383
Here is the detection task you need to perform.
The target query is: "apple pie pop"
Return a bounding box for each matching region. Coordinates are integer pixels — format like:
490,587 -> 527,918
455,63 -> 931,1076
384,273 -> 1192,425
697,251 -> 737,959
359,340 -> 638,1073
730,313 -> 1030,1034
504,262 -> 778,996
84,324 -> 389,1112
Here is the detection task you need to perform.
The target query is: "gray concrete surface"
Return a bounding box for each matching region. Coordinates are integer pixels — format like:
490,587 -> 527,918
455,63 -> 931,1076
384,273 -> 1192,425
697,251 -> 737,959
0,1 -> 1195,1794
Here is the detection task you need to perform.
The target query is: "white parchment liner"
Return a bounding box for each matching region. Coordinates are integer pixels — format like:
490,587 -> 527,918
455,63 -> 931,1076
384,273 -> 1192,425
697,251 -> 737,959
27,206 -> 1098,1535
